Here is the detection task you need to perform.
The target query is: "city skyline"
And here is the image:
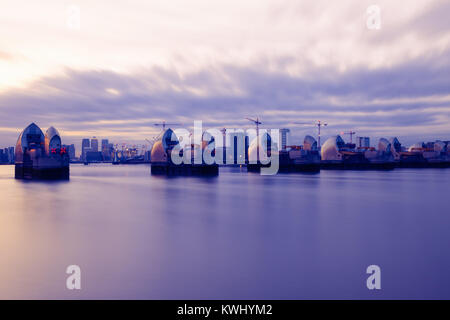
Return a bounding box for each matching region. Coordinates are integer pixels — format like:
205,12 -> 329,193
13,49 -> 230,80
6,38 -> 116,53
1,125 -> 449,159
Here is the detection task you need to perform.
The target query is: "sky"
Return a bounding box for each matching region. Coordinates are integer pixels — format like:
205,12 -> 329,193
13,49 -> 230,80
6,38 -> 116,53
0,0 -> 449,153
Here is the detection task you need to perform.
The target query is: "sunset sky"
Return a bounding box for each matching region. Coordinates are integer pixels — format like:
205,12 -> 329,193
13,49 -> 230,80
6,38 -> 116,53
0,0 -> 449,152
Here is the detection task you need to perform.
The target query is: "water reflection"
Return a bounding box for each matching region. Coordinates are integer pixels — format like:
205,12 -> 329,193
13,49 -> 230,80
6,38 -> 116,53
0,164 -> 450,299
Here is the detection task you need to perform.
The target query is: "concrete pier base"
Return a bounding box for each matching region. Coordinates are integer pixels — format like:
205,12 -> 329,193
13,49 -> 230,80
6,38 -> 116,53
396,160 -> 450,168
15,163 -> 69,180
278,163 -> 321,173
248,162 -> 321,173
151,163 -> 219,176
320,161 -> 396,170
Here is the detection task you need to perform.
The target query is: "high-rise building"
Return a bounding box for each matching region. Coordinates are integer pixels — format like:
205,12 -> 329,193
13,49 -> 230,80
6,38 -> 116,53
280,128 -> 290,151
244,135 -> 249,163
91,137 -> 99,152
221,128 -> 227,164
108,143 -> 114,156
227,131 -> 247,164
68,144 -> 75,160
62,144 -> 76,160
357,137 -> 370,148
101,139 -> 110,160
0,147 -> 13,163
86,151 -> 103,162
5,147 -> 14,163
144,150 -> 151,162
9,147 -> 14,162
82,138 -> 90,161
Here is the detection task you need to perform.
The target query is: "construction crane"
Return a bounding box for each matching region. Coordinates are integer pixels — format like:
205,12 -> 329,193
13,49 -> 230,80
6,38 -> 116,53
144,136 -> 161,152
219,128 -> 227,163
220,128 -> 227,146
245,117 -> 262,162
292,120 -> 328,148
154,120 -> 181,131
341,131 -> 356,143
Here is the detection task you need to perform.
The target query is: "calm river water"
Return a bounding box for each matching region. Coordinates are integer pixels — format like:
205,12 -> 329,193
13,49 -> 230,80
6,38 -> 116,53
0,164 -> 449,299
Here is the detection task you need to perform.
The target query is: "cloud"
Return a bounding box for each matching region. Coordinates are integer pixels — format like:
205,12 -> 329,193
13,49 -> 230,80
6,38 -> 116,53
2,1 -> 450,85
0,51 -> 13,60
402,0 -> 450,37
0,47 -> 449,150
